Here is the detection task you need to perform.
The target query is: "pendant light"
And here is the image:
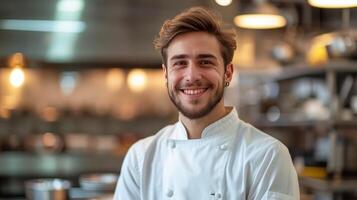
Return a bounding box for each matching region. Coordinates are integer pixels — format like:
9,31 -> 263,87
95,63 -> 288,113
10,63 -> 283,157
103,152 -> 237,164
234,1 -> 287,29
308,0 -> 357,9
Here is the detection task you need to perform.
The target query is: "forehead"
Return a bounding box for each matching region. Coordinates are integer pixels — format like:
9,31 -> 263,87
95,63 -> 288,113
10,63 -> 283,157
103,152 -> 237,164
167,32 -> 222,60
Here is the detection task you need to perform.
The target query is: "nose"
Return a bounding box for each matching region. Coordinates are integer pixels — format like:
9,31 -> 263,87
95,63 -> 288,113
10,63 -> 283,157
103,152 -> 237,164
184,62 -> 202,83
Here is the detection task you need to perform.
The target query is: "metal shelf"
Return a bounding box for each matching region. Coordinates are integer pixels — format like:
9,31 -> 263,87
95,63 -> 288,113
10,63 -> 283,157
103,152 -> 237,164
333,119 -> 357,127
263,60 -> 357,82
253,117 -> 357,129
0,152 -> 123,177
253,118 -> 327,128
251,60 -> 357,177
299,176 -> 357,193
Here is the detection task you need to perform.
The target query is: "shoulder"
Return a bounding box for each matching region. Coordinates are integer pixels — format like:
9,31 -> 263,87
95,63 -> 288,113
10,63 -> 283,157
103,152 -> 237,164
126,123 -> 176,159
239,125 -> 299,199
236,122 -> 299,199
235,120 -> 290,161
120,123 -> 177,176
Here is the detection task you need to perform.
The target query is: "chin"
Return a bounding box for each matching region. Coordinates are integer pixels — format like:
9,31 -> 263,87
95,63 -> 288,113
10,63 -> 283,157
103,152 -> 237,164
179,104 -> 213,119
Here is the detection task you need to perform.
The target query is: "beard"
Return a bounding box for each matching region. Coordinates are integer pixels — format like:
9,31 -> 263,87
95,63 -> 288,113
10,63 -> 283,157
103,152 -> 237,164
167,79 -> 225,119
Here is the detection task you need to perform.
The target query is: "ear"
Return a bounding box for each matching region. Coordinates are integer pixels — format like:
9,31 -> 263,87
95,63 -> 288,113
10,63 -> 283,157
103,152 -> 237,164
162,64 -> 168,83
225,63 -> 234,83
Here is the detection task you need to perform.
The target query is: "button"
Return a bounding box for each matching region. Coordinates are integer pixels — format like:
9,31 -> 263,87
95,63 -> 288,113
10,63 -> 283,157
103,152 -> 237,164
215,192 -> 222,199
168,141 -> 176,149
219,144 -> 227,150
166,189 -> 174,197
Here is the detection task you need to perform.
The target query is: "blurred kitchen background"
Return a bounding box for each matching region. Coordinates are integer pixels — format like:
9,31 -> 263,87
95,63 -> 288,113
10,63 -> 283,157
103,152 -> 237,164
0,0 -> 356,199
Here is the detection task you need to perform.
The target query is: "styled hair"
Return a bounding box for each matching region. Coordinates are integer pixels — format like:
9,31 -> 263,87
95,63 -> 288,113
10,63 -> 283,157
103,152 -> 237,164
154,6 -> 237,67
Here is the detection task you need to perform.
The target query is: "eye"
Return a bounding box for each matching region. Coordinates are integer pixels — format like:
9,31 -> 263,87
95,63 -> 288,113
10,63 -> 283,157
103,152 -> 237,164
199,60 -> 213,65
173,60 -> 187,66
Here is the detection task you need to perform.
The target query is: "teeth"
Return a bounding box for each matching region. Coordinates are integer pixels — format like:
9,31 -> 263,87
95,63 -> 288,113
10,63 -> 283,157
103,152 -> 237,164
183,88 -> 206,95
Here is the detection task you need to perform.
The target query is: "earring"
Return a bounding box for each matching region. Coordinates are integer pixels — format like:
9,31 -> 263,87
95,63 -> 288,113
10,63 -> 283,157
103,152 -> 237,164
225,82 -> 230,87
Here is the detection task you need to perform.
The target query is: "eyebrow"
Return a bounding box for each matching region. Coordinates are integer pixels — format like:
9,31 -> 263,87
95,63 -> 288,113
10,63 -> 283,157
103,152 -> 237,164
197,54 -> 217,60
170,54 -> 217,61
170,54 -> 188,61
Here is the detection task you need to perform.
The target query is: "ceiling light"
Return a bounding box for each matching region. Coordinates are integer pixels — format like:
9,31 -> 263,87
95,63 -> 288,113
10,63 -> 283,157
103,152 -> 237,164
57,0 -> 84,12
234,3 -> 287,29
215,0 -> 232,6
308,0 -> 357,9
0,20 -> 85,33
234,14 -> 286,29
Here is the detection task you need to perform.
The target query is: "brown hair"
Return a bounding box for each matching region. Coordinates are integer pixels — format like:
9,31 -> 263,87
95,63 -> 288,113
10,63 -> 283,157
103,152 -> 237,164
154,7 -> 237,67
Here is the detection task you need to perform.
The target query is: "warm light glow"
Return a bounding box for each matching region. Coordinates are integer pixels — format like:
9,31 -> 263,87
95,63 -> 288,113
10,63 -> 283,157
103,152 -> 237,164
116,102 -> 138,120
106,68 -> 124,91
3,95 -> 17,110
0,108 -> 10,119
8,53 -> 25,68
308,0 -> 357,8
127,69 -> 147,93
9,67 -> 25,88
234,14 -> 286,29
215,0 -> 232,6
42,107 -> 59,122
42,132 -> 57,148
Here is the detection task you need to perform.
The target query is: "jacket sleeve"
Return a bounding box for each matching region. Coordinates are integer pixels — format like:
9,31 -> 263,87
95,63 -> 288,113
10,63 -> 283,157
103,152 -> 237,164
247,141 -> 300,200
114,144 -> 141,200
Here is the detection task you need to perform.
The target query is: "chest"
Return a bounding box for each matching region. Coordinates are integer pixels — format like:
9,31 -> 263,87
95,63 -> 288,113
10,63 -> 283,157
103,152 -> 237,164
141,135 -> 247,200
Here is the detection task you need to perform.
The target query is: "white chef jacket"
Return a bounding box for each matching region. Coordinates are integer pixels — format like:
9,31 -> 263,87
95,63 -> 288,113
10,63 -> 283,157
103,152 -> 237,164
114,108 -> 300,200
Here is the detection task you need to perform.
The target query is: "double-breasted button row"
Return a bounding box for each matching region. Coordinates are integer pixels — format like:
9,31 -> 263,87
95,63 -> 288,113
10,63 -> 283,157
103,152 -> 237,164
210,192 -> 223,199
168,141 -> 227,151
219,144 -> 227,150
166,189 -> 174,197
168,141 -> 176,149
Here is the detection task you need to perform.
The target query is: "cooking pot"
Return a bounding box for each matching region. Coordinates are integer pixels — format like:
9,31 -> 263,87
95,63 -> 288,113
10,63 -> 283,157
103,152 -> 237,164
325,32 -> 357,59
25,179 -> 71,200
271,42 -> 295,65
79,173 -> 118,191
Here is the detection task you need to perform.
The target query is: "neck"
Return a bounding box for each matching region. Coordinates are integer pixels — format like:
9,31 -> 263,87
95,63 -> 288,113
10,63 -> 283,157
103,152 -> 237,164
179,101 -> 229,139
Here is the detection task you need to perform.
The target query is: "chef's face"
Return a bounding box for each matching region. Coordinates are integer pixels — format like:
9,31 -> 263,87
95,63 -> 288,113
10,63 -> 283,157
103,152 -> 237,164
163,31 -> 232,119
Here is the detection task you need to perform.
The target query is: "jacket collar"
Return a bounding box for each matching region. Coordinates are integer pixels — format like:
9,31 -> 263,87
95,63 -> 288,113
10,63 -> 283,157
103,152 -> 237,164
171,107 -> 239,140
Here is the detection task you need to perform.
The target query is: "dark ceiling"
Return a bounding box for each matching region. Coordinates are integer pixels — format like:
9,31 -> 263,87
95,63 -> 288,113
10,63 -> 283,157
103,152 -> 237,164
0,0 -> 356,69
0,0 -> 215,68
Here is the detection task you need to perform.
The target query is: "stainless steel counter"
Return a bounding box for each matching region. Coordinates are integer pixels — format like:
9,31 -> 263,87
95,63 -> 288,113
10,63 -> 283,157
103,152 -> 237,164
0,152 -> 123,197
0,187 -> 113,200
0,152 -> 123,177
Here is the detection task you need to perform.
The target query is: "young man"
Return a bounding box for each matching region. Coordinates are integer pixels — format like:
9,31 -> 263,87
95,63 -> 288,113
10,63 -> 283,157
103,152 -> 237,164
114,7 -> 299,200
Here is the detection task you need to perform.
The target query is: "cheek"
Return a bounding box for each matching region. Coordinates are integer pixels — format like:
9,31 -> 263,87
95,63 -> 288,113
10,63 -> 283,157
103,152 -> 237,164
206,72 -> 224,84
166,74 -> 179,89
167,71 -> 182,83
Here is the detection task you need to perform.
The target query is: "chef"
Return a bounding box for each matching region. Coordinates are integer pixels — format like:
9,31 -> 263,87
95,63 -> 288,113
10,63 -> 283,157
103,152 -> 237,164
114,6 -> 299,200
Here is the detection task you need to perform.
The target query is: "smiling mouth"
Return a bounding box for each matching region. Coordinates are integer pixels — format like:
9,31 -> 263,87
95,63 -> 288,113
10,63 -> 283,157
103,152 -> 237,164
180,88 -> 208,95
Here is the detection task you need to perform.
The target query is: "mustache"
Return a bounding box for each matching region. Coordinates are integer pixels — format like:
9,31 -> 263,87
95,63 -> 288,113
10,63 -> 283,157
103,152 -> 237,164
175,80 -> 212,89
